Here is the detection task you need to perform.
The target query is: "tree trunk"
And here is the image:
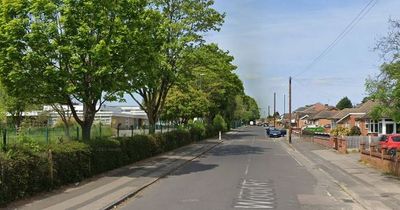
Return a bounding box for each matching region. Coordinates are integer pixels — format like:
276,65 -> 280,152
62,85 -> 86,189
81,121 -> 92,141
148,114 -> 157,134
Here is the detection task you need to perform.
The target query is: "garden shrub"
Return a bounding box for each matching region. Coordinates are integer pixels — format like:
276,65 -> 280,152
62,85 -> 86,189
119,135 -> 160,162
213,114 -> 227,132
188,121 -> 206,141
349,126 -> 361,136
87,138 -> 128,174
49,141 -> 91,186
0,148 -> 49,206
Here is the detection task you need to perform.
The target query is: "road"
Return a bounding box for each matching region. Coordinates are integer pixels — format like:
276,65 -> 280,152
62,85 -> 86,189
119,127 -> 363,210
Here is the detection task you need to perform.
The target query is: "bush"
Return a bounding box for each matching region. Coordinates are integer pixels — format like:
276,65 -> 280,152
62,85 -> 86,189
119,135 -> 160,162
213,114 -> 227,132
188,121 -> 206,141
49,141 -> 91,187
349,126 -> 361,136
330,126 -> 350,136
87,138 -> 128,174
0,124 -> 215,207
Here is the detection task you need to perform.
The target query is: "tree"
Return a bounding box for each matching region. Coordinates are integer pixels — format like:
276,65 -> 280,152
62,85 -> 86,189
366,19 -> 400,121
336,97 -> 353,110
0,83 -> 7,124
0,0 -> 156,140
162,86 -> 210,124
127,0 -> 224,134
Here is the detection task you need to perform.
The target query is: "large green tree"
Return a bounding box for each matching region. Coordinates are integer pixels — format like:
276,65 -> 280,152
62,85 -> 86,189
336,97 -> 353,110
366,19 -> 400,120
127,0 -> 224,133
0,0 -> 158,140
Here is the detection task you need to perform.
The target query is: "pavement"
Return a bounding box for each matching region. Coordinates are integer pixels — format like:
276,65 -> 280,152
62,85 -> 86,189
291,135 -> 400,210
7,127 -> 400,210
5,137 -> 222,210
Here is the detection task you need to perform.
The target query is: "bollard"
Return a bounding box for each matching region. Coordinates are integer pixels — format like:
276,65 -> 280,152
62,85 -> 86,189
219,131 -> 221,141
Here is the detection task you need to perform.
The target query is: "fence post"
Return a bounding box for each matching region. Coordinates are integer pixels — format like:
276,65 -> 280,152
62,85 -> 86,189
130,125 -> 134,137
99,123 -> 102,138
46,126 -> 49,144
117,123 -> 121,137
2,129 -> 6,152
76,126 -> 80,140
48,149 -> 54,187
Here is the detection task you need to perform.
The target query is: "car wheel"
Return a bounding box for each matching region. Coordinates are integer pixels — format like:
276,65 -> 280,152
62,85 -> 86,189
388,148 -> 397,157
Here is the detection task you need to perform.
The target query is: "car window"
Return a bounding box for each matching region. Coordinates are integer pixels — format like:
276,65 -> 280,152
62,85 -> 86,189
392,136 -> 400,142
379,135 -> 387,141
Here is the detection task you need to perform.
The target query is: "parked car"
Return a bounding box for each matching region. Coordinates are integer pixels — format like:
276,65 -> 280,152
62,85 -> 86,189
265,127 -> 275,135
379,134 -> 400,156
269,129 -> 282,138
280,129 -> 287,137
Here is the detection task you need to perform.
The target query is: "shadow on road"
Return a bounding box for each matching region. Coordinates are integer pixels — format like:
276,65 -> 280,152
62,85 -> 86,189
169,160 -> 218,176
208,144 -> 267,156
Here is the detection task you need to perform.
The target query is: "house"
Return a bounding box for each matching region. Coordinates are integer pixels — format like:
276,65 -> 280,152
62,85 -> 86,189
331,100 -> 381,136
293,103 -> 335,129
308,109 -> 338,132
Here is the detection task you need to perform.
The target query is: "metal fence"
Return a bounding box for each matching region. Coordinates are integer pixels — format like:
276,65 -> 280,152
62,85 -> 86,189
344,136 -> 380,149
0,124 -> 113,149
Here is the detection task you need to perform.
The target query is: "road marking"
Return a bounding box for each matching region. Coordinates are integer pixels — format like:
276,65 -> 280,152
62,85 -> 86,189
234,179 -> 275,209
245,164 -> 250,175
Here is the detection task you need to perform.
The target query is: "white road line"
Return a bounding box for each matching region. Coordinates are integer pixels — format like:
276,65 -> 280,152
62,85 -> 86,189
245,164 -> 250,175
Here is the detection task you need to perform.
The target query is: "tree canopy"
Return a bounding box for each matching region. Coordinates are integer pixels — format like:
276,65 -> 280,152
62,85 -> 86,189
366,19 -> 400,121
0,0 -> 159,139
336,97 -> 353,110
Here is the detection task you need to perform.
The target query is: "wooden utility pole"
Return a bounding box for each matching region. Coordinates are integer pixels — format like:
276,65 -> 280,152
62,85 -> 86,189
284,94 -> 286,115
289,77 -> 292,144
273,92 -> 276,127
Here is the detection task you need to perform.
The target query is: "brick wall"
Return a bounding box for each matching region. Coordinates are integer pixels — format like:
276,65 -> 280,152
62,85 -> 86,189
313,136 -> 334,148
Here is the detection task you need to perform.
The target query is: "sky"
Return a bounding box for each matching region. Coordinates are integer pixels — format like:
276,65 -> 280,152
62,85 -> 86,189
205,0 -> 400,117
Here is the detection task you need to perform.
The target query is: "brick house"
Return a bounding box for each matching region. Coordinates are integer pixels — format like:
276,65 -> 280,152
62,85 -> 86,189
331,100 -> 382,136
308,109 -> 338,132
293,103 -> 335,129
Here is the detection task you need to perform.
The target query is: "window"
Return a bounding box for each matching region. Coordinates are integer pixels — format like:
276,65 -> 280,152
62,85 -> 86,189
369,120 -> 379,133
392,136 -> 400,142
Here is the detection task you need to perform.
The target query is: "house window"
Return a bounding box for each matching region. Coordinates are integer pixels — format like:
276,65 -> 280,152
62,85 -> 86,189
369,120 -> 379,133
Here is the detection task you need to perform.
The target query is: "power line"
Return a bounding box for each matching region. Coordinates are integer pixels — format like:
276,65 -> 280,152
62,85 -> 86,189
293,0 -> 378,78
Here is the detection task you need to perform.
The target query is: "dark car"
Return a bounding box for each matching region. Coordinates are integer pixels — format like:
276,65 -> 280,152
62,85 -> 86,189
280,129 -> 287,137
269,129 -> 282,138
265,127 -> 275,135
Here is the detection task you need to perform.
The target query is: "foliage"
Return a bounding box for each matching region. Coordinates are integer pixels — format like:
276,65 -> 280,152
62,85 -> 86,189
336,97 -> 353,110
349,126 -> 361,136
162,86 -> 210,123
234,95 -> 260,122
128,0 -> 225,133
87,138 -> 128,174
365,19 -> 400,121
120,135 -> 160,162
213,114 -> 227,132
0,0 -> 158,140
330,126 -> 351,136
188,120 -> 206,141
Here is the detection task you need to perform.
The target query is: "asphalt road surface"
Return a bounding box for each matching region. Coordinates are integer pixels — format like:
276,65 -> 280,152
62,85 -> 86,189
119,127 -> 363,210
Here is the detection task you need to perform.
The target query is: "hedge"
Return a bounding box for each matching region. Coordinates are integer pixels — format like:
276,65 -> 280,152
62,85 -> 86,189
0,126 -> 215,206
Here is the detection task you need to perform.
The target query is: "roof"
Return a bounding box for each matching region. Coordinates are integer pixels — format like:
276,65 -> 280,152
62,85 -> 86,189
310,110 -> 338,120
